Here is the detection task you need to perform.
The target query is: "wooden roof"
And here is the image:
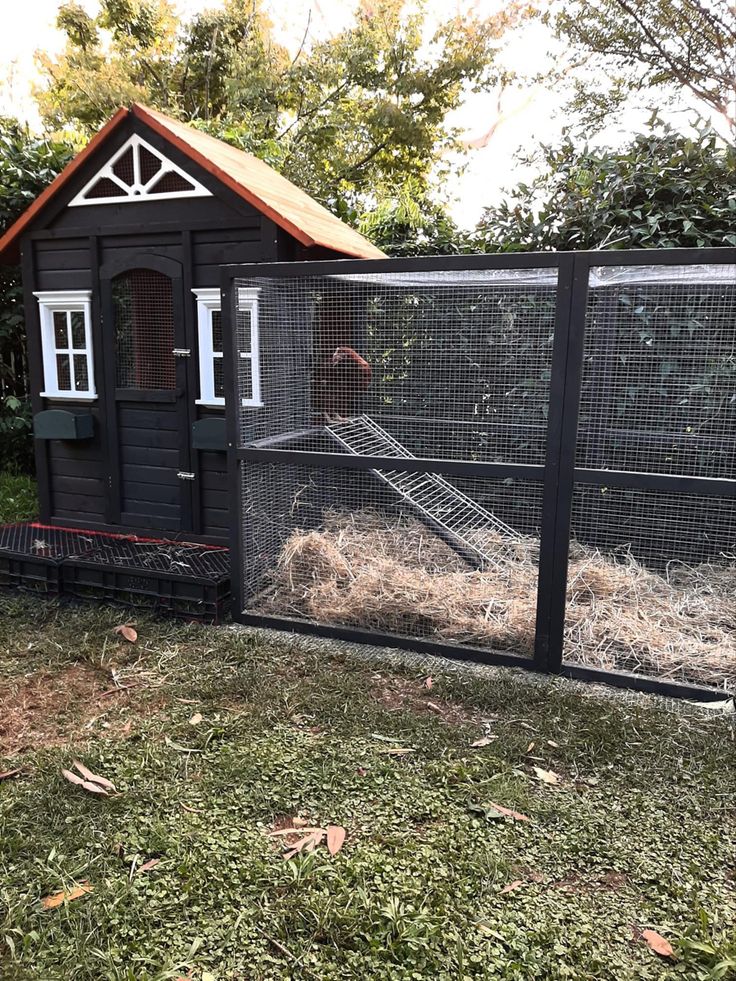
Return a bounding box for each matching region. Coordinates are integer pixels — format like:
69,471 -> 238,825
0,103 -> 386,263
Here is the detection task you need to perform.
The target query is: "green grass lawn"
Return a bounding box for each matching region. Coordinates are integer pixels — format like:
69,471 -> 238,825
0,471 -> 37,524
0,595 -> 734,980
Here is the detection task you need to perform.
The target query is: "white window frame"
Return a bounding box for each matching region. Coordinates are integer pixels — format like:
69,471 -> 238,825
237,287 -> 262,409
192,287 -> 262,408
70,134 -> 212,207
34,290 -> 96,400
193,288 -> 225,407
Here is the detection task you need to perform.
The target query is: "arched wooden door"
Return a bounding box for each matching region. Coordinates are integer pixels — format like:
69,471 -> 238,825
101,255 -> 191,533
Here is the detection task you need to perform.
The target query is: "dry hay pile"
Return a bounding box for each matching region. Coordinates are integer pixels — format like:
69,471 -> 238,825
255,509 -> 735,689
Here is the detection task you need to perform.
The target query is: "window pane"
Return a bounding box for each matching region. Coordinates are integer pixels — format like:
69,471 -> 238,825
212,309 -> 223,353
70,311 -> 86,348
53,311 -> 68,348
56,354 -> 72,391
213,357 -> 225,399
73,355 -> 89,392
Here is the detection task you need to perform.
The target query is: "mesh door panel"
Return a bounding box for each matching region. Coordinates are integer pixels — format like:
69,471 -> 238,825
114,269 -> 177,390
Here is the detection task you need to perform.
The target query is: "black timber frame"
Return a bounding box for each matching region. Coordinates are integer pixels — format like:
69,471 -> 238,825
221,247 -> 736,702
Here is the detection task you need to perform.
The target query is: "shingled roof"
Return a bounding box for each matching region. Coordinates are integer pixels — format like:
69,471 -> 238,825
0,103 -> 386,263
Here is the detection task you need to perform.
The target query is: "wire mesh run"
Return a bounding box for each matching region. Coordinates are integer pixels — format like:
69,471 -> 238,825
239,459 -> 542,658
113,269 -> 177,390
234,268 -> 558,464
564,486 -> 735,690
578,264 -> 736,479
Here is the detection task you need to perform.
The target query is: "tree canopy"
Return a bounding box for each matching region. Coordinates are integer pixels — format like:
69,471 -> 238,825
551,0 -> 736,140
475,121 -> 736,252
36,0 -> 527,221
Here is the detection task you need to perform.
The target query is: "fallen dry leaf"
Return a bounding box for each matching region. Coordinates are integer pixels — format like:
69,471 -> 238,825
526,741 -> 536,753
62,768 -> 109,796
136,858 -> 161,875
426,701 -> 443,713
0,767 -> 24,781
42,882 -> 93,909
292,816 -> 309,828
326,825 -> 346,855
500,879 -> 524,894
189,713 -> 203,726
470,736 -> 497,748
114,624 -> 138,643
73,760 -> 116,792
424,676 -> 433,689
642,929 -> 675,959
547,740 -> 559,748
268,826 -> 326,838
487,802 -> 531,822
533,766 -> 561,785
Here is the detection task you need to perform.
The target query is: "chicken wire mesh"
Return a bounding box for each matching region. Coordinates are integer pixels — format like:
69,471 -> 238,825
239,460 -> 542,657
113,269 -> 177,390
233,268 -> 558,463
229,257 -> 735,694
578,264 -> 736,478
565,264 -> 736,691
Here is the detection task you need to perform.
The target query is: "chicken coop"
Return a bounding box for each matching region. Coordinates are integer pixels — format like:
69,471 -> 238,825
222,250 -> 736,699
0,103 -> 382,619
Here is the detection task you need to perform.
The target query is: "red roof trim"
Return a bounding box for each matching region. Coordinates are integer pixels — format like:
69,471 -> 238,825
130,105 -> 318,250
0,107 -> 129,263
0,104 -> 385,263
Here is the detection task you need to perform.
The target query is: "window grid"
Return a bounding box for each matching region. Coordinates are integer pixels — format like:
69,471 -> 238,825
193,288 -> 261,408
35,291 -> 95,399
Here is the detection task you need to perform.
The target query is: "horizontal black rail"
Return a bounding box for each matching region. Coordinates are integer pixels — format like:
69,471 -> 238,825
236,446 -> 545,481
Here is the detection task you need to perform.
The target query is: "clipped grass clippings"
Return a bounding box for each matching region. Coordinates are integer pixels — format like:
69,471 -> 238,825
0,594 -> 734,980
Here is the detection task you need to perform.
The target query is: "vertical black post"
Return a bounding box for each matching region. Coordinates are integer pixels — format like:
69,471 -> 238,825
20,237 -> 52,521
99,268 -> 122,525
534,254 -> 590,673
533,253 -> 575,670
88,236 -> 112,524
181,229 -> 201,535
221,268 -> 242,617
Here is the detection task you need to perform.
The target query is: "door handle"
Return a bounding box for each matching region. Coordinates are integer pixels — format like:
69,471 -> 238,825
177,471 -> 196,480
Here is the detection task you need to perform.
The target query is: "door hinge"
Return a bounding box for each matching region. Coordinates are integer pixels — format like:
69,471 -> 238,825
177,471 -> 196,480
173,348 -> 191,358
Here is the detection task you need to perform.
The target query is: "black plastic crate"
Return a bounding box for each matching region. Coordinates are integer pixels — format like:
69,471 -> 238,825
0,523 -> 231,621
0,523 -> 101,595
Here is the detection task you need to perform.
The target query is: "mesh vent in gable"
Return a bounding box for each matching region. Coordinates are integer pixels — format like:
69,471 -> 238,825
112,147 -> 135,185
139,145 -> 162,184
149,170 -> 195,194
85,177 -> 125,200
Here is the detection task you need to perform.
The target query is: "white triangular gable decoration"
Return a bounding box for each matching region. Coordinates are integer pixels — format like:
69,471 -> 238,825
70,134 -> 213,207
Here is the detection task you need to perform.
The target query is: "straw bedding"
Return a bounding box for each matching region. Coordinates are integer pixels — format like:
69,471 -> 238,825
255,509 -> 735,689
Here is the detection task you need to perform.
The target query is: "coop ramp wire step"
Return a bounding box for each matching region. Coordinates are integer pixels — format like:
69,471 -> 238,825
325,414 -> 518,570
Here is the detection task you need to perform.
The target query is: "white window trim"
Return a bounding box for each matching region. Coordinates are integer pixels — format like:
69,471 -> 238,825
192,287 -> 263,408
238,287 -> 263,409
70,134 -> 212,207
34,290 -> 96,400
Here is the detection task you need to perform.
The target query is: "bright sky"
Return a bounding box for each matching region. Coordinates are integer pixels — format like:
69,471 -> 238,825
0,0 -> 633,228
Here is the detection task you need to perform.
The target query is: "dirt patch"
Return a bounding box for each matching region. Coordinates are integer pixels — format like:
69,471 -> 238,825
0,663 -> 155,756
371,674 -> 481,726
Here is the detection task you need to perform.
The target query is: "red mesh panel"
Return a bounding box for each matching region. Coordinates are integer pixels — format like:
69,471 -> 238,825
113,269 -> 177,390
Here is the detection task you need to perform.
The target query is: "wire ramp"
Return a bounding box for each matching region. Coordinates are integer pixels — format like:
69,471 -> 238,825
325,414 -> 518,570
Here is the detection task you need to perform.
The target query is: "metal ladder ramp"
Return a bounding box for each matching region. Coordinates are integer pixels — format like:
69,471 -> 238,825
325,415 -> 517,569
